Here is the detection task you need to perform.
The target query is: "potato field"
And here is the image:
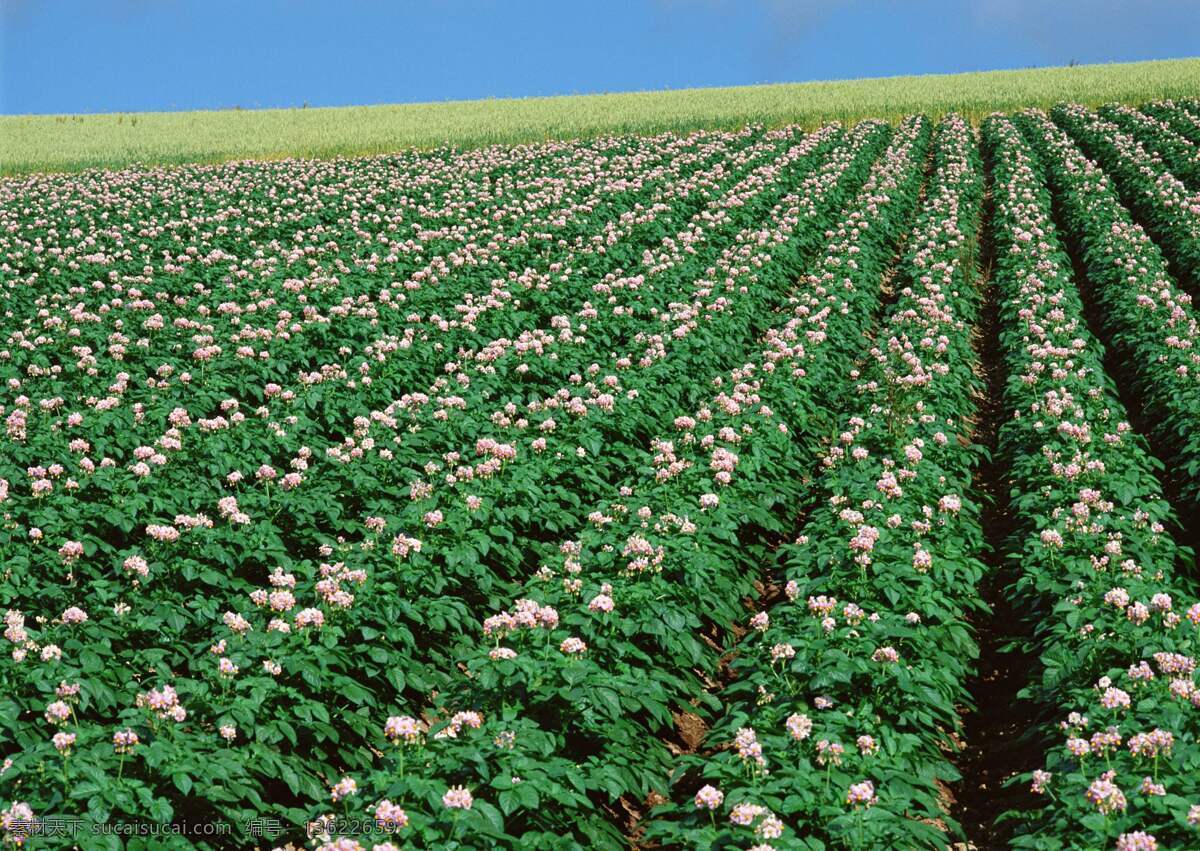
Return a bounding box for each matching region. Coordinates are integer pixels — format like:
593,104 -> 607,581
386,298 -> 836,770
4,98 -> 1200,850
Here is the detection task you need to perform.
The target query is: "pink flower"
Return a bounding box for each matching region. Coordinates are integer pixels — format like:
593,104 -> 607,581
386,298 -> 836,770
756,814 -> 783,839
694,784 -> 724,810
123,555 -> 149,577
1116,832 -> 1158,851
113,729 -> 139,753
729,802 -> 765,826
938,494 -> 961,513
785,713 -> 812,741
846,780 -> 877,807
1099,686 -> 1131,711
1127,602 -> 1150,624
44,701 -> 71,725
138,684 -> 186,723
1140,776 -> 1166,797
1104,587 -> 1130,608
1040,529 -> 1063,548
442,785 -> 473,809
391,534 -> 422,559
734,727 -> 765,767
61,607 -> 88,625
1128,729 -> 1173,758
1086,771 -> 1127,814
384,715 -> 422,744
770,643 -> 795,662
295,608 -> 325,629
588,593 -> 614,613
52,731 -> 76,754
559,637 -> 587,655
816,739 -> 845,766
374,800 -> 409,831
872,646 -> 900,664
146,524 -> 180,543
1187,603 -> 1200,625
58,540 -> 83,564
223,611 -> 252,634
330,776 -> 357,802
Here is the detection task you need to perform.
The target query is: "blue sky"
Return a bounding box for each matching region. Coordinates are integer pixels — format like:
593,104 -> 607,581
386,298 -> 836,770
1,0 -> 1197,115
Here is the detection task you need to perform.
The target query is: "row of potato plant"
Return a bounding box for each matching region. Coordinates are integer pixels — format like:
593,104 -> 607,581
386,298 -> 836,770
1099,103 -> 1200,191
1051,104 -> 1200,294
1016,108 -> 1200,507
986,113 -> 1200,850
1141,100 -> 1200,146
640,112 -> 987,851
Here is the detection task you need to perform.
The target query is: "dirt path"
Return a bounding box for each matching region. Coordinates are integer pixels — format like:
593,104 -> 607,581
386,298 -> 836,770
953,165 -> 1044,849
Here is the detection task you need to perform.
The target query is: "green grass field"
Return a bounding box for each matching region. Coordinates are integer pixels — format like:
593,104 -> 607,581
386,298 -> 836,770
3,57 -> 1198,175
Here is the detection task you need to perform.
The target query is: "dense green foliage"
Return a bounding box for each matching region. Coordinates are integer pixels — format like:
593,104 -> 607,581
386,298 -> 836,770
4,96 -> 1200,850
